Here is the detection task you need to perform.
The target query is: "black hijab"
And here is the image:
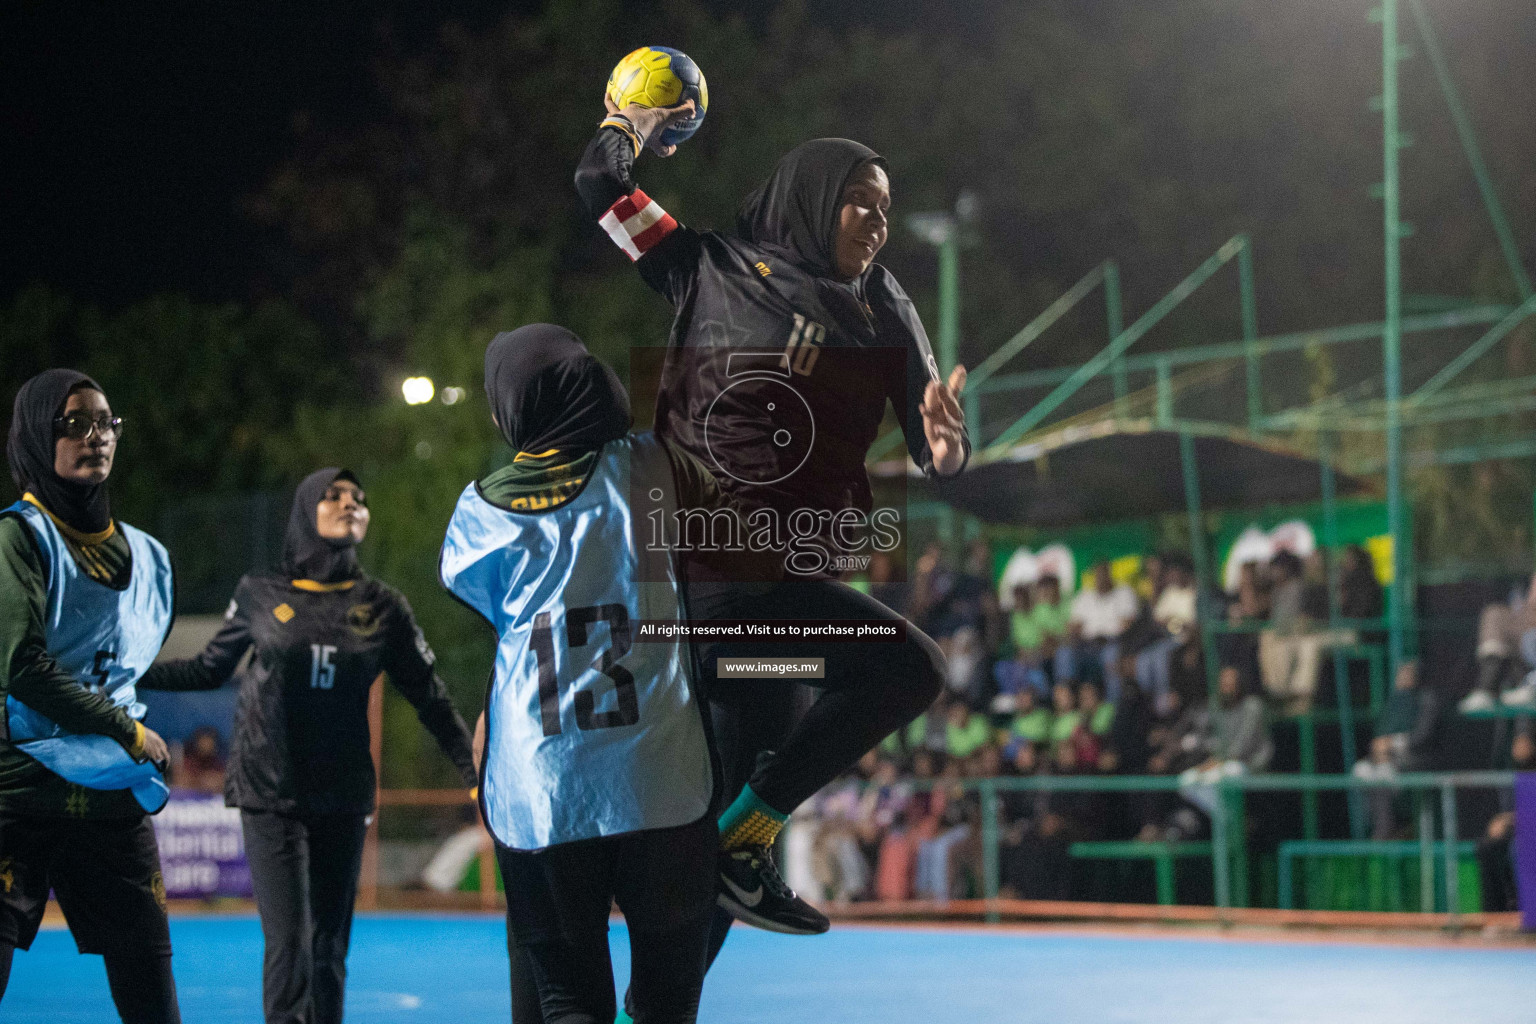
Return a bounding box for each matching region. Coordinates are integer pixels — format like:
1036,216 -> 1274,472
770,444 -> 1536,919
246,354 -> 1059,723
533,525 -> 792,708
280,467 -> 362,584
6,368 -> 113,534
737,138 -> 886,341
483,325 -> 631,453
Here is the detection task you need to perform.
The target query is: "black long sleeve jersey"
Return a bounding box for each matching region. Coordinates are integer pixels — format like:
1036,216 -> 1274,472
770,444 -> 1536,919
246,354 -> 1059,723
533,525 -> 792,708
142,574 -> 476,815
575,128 -> 969,534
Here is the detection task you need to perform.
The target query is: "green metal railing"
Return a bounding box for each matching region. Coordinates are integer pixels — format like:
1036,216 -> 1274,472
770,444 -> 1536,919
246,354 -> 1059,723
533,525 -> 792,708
868,0 -> 1532,745
1275,838 -> 1477,913
860,770 -> 1515,923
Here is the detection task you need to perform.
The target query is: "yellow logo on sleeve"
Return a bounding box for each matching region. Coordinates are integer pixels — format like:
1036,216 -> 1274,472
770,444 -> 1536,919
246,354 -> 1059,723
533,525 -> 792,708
273,603 -> 296,624
346,603 -> 380,638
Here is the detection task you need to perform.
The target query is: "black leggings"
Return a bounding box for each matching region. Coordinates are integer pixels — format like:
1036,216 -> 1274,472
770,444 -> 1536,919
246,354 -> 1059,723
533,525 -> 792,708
0,942 -> 179,1024
618,580 -> 944,1021
692,578 -> 943,979
691,578 -> 944,814
240,810 -> 369,1024
499,818 -> 717,1024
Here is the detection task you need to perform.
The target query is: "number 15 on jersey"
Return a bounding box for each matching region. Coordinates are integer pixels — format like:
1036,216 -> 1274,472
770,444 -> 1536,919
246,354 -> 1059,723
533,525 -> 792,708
310,644 -> 337,689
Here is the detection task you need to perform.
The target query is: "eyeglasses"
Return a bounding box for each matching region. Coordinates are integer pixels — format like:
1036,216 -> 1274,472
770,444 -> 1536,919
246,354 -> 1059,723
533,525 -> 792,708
53,412 -> 123,441
322,486 -> 367,507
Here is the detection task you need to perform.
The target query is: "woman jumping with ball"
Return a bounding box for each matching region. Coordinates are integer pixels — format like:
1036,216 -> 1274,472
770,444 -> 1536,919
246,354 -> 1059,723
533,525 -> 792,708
574,70 -> 970,982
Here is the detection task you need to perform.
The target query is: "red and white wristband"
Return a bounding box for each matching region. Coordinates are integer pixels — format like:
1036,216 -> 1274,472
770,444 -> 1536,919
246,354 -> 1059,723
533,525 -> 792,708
598,189 -> 678,262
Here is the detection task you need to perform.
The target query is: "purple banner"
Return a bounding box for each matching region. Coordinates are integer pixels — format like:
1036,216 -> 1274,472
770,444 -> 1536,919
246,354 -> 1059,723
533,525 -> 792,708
150,788 -> 252,898
1517,773 -> 1536,931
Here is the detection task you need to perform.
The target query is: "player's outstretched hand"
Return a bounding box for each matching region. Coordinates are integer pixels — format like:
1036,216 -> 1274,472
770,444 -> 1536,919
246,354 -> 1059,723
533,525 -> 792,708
922,364 -> 968,476
140,727 -> 171,772
604,95 -> 696,158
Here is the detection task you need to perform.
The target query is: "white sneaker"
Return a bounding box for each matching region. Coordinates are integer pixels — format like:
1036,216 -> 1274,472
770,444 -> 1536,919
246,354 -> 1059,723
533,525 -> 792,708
1499,682 -> 1536,708
1459,690 -> 1497,713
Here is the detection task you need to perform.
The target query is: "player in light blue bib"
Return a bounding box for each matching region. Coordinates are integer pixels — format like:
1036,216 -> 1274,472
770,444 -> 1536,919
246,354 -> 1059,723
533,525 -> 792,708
0,369 -> 181,1023
441,325 -> 723,1023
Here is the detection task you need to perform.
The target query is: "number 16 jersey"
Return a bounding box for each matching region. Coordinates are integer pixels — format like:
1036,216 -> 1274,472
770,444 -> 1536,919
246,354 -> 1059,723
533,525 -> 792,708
439,432 -> 713,851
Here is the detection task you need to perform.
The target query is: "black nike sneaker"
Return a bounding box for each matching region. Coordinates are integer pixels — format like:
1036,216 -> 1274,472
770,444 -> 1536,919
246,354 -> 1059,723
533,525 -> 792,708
717,845 -> 831,935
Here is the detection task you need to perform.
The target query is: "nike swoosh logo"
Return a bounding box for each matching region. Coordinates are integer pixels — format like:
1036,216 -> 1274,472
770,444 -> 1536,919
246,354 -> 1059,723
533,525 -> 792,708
722,874 -> 764,908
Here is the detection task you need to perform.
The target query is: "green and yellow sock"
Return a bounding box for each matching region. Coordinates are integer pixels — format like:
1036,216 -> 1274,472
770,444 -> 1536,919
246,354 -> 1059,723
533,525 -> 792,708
718,784 -> 789,851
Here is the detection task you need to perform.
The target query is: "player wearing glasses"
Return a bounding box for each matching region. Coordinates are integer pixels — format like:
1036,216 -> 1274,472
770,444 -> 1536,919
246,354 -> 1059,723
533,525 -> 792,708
0,369 -> 181,1023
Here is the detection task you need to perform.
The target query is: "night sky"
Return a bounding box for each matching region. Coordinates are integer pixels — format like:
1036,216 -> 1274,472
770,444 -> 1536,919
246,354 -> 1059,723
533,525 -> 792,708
2,1 -> 961,311
1,3 -> 515,307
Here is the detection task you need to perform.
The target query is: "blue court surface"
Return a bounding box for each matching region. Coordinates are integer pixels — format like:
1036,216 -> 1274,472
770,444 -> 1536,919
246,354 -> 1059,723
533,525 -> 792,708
6,915 -> 1533,1023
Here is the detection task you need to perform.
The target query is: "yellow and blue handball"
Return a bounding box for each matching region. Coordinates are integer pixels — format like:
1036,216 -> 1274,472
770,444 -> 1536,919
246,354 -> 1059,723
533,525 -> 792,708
606,46 -> 708,146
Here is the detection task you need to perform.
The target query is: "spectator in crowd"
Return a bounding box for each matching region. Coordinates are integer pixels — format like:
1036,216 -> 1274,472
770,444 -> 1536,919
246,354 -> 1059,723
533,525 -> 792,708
997,583 -> 1049,704
1299,550 -> 1332,621
1062,561 -> 1140,699
1004,688 -> 1052,772
916,542 -> 1001,705
999,734 -> 1106,900
1032,575 -> 1071,670
1047,682 -> 1103,775
913,758 -> 978,902
1460,573 -> 1536,712
1135,552 -> 1165,604
1195,665 -> 1274,777
793,760 -> 870,904
1179,664 -> 1272,819
1258,550 -> 1355,714
1046,681 -> 1082,758
853,756 -> 911,867
1353,660 -> 1440,780
1078,680 -> 1115,740
914,541 -> 998,642
1258,551 -> 1307,709
1133,554 -> 1198,714
944,699 -> 992,761
1478,724 -> 1533,912
172,726 -> 226,795
1008,582 -> 1040,657
1222,560 -> 1270,691
1352,661 -> 1444,839
1135,685 -> 1205,839
1229,560 -> 1271,622
1144,686 -> 1203,777
1100,678 -> 1152,774
1339,544 -> 1384,620
1143,666 -> 1272,840
996,575 -> 1075,711
872,750 -> 939,902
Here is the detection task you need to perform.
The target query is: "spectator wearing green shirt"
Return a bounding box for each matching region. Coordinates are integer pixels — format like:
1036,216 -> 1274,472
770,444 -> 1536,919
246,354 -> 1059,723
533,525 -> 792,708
997,584 -> 1049,704
1031,575 -> 1072,649
1046,682 -> 1082,750
1007,689 -> 1053,746
944,700 -> 992,761
1008,583 -> 1044,654
1003,689 -> 1052,774
1078,680 -> 1116,737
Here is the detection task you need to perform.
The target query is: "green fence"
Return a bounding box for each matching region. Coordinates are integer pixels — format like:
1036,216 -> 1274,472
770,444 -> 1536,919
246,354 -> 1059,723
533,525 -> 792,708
868,770 -> 1515,923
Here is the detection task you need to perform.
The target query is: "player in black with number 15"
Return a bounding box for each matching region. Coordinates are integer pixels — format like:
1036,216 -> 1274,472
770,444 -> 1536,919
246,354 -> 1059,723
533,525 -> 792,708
141,468 -> 477,1024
